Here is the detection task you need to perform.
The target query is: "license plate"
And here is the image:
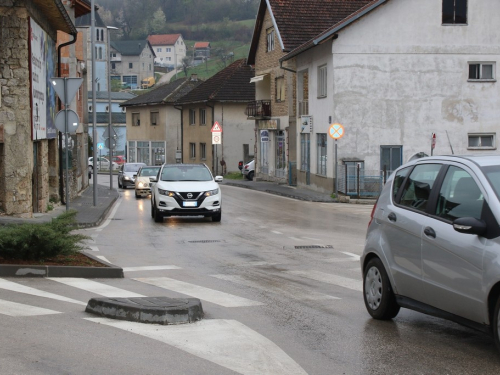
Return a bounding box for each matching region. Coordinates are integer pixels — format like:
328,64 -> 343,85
183,201 -> 197,207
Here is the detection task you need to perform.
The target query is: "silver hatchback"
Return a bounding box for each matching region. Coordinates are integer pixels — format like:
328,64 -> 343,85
362,155 -> 500,352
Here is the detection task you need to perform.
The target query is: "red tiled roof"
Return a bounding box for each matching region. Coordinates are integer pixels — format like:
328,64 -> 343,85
147,34 -> 182,46
248,0 -> 375,64
282,0 -> 385,61
194,42 -> 210,48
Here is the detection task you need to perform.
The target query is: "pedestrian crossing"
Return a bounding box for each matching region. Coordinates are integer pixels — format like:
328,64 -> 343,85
0,259 -> 362,375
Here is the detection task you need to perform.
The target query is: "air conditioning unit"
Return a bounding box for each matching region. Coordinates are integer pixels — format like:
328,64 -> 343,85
300,115 -> 312,133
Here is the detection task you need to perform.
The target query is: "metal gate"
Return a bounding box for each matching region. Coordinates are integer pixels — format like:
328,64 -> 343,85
338,165 -> 383,198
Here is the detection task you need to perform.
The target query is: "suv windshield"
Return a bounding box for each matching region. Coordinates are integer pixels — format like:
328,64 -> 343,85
161,165 -> 212,182
139,167 -> 160,177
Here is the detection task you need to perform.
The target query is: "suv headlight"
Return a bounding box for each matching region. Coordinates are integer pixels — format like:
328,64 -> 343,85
158,188 -> 175,197
205,188 -> 219,197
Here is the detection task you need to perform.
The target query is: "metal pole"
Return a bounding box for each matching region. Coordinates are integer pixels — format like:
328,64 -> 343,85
91,0 -> 98,205
107,26 -> 118,190
335,140 -> 338,202
64,77 -> 69,211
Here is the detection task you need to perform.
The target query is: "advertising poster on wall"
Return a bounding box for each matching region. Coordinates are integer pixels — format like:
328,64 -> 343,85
30,18 -> 57,140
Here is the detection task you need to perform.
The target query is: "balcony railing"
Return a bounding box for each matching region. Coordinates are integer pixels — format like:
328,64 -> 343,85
245,100 -> 271,118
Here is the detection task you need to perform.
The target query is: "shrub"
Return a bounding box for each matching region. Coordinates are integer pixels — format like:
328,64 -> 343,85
0,210 -> 90,261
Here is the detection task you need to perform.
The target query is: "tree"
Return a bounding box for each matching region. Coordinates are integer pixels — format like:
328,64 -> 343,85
151,8 -> 167,34
181,56 -> 191,77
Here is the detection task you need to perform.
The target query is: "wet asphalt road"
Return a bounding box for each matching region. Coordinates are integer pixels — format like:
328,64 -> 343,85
1,175 -> 500,374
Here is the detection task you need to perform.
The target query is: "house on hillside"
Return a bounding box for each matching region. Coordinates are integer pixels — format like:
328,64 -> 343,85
175,59 -> 255,175
0,0 -> 90,216
280,0 -> 500,196
109,40 -> 155,90
87,91 -> 137,158
120,77 -> 202,165
147,34 -> 186,69
194,42 -> 211,60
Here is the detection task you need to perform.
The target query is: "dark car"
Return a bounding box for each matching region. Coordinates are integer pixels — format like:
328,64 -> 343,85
118,162 -> 146,189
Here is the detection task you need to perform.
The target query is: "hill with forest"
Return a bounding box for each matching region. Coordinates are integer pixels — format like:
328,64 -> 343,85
95,0 -> 259,42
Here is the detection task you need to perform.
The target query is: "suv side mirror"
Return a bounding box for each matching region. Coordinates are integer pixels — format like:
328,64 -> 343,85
453,217 -> 487,236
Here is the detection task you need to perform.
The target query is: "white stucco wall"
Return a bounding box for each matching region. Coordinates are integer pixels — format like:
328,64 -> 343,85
296,0 -> 500,179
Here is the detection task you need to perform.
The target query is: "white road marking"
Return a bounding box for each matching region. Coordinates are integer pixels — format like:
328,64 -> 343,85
123,265 -> 182,272
47,278 -> 144,298
211,274 -> 340,301
93,196 -> 122,232
285,270 -> 363,292
0,299 -> 61,317
95,256 -> 111,263
85,318 -> 308,375
288,237 -> 304,241
301,237 -> 321,241
236,261 -> 279,267
271,230 -> 282,234
133,277 -> 263,307
340,251 -> 361,261
0,279 -> 86,306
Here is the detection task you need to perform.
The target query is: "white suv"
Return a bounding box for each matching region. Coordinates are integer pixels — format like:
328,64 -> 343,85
151,164 -> 223,223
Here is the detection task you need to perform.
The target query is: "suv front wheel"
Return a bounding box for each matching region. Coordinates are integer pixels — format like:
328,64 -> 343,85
363,257 -> 400,320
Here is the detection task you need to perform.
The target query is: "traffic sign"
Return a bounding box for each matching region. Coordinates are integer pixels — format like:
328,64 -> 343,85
212,133 -> 221,145
431,133 -> 436,149
51,77 -> 83,104
211,121 -> 222,133
329,123 -> 345,140
97,143 -> 104,150
55,109 -> 79,134
103,127 -> 118,138
105,138 -> 116,149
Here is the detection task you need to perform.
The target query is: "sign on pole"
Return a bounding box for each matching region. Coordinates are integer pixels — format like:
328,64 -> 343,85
328,123 -> 345,202
212,133 -> 221,145
329,123 -> 344,140
211,121 -> 222,132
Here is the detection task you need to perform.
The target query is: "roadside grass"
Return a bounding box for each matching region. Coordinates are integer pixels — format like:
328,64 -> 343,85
224,172 -> 244,180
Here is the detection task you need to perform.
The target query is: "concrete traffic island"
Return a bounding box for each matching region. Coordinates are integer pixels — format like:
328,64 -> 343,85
85,296 -> 204,325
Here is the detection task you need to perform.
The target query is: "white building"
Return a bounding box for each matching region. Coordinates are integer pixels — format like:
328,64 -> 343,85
281,0 -> 500,195
147,34 -> 186,69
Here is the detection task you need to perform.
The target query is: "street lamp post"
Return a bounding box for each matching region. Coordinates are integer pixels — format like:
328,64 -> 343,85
91,0 -> 97,206
107,26 -> 119,190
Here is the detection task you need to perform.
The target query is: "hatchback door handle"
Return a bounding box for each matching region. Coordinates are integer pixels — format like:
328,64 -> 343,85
388,212 -> 397,222
424,227 -> 436,238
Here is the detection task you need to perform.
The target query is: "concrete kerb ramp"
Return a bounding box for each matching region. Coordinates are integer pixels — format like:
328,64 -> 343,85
85,296 -> 204,325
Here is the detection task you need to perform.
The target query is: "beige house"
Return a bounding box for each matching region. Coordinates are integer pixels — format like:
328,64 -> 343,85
120,77 -> 202,165
176,59 -> 255,175
110,40 -> 155,90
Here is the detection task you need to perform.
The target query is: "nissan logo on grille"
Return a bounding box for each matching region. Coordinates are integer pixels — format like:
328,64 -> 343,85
187,193 -> 193,198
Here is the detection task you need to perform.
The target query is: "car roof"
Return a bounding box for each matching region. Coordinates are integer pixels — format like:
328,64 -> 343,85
403,155 -> 500,169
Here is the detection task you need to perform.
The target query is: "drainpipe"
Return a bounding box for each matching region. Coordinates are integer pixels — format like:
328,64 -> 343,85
206,102 -> 215,174
57,32 -> 78,205
174,105 -> 183,162
279,60 -> 296,74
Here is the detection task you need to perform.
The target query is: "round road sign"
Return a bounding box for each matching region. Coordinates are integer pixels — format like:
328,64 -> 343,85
329,123 -> 344,140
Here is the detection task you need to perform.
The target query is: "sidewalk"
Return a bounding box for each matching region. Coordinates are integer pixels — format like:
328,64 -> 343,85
0,183 -> 119,227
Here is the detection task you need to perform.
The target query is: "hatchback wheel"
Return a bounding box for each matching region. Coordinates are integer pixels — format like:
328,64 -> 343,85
247,171 -> 254,180
363,257 -> 400,320
494,297 -> 500,353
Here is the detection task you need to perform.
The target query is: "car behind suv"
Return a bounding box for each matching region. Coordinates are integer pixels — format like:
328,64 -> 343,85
151,164 -> 223,223
243,159 -> 254,180
362,155 -> 500,352
134,165 -> 160,198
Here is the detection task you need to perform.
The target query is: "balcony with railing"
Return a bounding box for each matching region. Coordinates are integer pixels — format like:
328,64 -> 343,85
245,100 -> 271,119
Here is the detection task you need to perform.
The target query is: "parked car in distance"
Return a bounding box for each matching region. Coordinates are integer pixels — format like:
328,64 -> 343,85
243,159 -> 254,180
118,162 -> 146,189
151,164 -> 223,223
88,157 -> 118,171
362,155 -> 500,353
134,165 -> 161,198
112,155 -> 126,166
